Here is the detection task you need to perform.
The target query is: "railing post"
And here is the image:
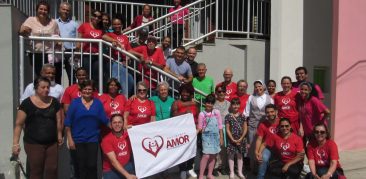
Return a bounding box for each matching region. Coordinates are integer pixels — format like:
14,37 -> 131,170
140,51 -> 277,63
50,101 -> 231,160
98,41 -> 103,93
215,0 -> 219,37
19,36 -> 24,97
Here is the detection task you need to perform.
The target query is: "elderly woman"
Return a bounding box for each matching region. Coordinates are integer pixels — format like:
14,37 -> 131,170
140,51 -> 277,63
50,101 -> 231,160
297,82 -> 330,139
171,83 -> 199,179
124,81 -> 156,128
65,79 -> 109,179
274,76 -> 300,135
305,123 -> 345,179
12,77 -> 63,179
149,81 -> 175,121
19,1 -> 61,83
261,118 -> 304,179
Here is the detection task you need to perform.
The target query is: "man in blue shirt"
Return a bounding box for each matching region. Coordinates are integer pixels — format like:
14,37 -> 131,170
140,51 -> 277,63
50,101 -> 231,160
57,2 -> 79,85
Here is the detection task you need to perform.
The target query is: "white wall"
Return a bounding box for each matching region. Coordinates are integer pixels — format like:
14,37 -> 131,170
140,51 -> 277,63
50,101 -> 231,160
270,0 -> 304,82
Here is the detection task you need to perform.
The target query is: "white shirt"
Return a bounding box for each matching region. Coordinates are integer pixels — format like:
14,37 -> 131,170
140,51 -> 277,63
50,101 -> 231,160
20,83 -> 64,103
243,94 -> 274,117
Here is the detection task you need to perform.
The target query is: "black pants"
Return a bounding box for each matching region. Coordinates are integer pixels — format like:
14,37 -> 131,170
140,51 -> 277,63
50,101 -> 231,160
266,160 -> 303,179
170,24 -> 184,48
75,142 -> 99,179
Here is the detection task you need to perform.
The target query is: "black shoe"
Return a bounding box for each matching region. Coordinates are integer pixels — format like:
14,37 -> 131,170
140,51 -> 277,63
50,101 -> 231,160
212,169 -> 220,177
220,168 -> 229,175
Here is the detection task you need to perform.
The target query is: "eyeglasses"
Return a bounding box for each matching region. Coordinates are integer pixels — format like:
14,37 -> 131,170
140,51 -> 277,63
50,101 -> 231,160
138,89 -> 147,92
280,125 -> 290,128
314,130 -> 326,135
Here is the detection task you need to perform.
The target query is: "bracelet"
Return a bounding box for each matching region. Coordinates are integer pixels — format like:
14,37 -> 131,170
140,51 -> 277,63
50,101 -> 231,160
12,144 -> 20,147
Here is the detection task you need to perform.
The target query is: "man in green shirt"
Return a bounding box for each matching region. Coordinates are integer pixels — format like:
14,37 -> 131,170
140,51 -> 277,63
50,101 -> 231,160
192,63 -> 215,107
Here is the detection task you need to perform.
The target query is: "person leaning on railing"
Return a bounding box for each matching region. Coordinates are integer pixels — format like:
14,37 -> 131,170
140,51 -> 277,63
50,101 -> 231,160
122,4 -> 154,33
19,1 -> 61,83
76,10 -> 106,86
12,77 -> 63,179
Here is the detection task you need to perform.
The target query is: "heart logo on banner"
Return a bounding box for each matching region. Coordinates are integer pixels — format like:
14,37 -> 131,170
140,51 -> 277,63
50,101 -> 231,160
282,98 -> 291,105
90,31 -> 100,38
138,106 -> 147,113
281,142 -> 290,151
142,136 -> 164,157
110,101 -> 119,109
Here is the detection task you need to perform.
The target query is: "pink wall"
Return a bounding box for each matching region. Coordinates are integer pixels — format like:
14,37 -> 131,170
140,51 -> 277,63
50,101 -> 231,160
332,0 -> 366,151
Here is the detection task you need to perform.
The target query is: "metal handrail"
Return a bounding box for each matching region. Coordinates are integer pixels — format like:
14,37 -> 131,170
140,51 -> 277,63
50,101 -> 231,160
19,36 -> 208,100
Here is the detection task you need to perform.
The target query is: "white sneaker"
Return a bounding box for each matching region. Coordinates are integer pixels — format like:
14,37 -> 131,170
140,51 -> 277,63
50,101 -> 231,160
188,169 -> 197,178
180,171 -> 187,179
303,164 -> 311,173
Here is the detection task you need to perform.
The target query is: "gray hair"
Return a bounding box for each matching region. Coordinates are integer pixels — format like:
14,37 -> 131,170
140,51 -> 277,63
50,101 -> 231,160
41,64 -> 56,72
59,1 -> 71,8
156,81 -> 170,91
137,81 -> 148,89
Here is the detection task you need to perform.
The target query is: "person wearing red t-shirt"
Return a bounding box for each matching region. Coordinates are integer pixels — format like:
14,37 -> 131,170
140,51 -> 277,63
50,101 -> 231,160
101,114 -> 137,179
297,82 -> 330,139
171,83 -> 199,178
76,10 -> 105,85
169,0 -> 189,48
124,81 -> 156,128
123,4 -> 154,32
216,68 -> 237,101
292,67 -> 324,101
305,123 -> 345,179
61,67 -> 99,113
255,104 -> 280,179
102,16 -> 142,97
99,78 -> 127,136
274,76 -> 300,135
232,79 -> 250,114
133,36 -> 166,90
260,118 -> 304,179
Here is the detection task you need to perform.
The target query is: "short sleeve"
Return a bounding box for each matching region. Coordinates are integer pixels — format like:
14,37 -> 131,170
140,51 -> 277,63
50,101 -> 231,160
313,98 -> 328,114
314,84 -> 325,100
295,135 -> 304,152
61,87 -> 72,104
20,84 -> 34,103
257,123 -> 265,137
18,98 -> 31,115
77,23 -> 85,34
186,63 -> 193,76
306,142 -> 316,160
328,140 -> 339,160
150,100 -> 156,116
101,136 -> 114,154
125,99 -> 133,112
22,17 -> 34,29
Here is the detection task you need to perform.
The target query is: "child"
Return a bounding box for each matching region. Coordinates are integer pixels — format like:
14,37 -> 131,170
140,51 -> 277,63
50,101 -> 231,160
226,97 -> 248,179
198,94 -> 224,179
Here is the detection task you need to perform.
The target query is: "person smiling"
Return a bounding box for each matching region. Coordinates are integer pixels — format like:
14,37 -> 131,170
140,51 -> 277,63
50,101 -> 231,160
305,123 -> 345,179
261,118 -> 304,179
65,79 -> 109,179
101,114 -> 137,179
123,81 -> 156,128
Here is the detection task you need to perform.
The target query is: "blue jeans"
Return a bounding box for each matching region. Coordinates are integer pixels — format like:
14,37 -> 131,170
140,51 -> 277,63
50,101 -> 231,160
103,162 -> 135,179
111,61 -> 134,97
257,148 -> 271,179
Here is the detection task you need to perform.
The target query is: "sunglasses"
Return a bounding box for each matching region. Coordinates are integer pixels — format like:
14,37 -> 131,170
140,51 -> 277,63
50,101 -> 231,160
314,130 -> 326,135
138,89 -> 147,92
216,90 -> 226,93
280,125 -> 290,128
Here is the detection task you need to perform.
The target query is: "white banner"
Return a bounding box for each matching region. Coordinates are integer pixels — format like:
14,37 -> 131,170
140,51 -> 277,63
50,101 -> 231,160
128,113 -> 197,178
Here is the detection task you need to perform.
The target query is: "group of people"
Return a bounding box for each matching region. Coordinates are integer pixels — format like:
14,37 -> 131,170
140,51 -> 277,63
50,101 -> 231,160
13,1 -> 346,179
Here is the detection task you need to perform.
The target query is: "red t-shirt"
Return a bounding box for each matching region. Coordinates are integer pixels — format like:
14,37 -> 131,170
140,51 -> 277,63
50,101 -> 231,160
307,139 -> 341,168
231,93 -> 250,114
133,46 -> 166,88
267,133 -> 304,163
257,119 -> 279,140
176,101 -> 199,124
105,32 -> 131,61
99,94 -> 127,119
216,82 -> 237,101
297,96 -> 328,137
101,132 -> 131,172
125,99 -> 156,126
78,23 -> 103,53
169,5 -> 189,24
61,84 -> 99,104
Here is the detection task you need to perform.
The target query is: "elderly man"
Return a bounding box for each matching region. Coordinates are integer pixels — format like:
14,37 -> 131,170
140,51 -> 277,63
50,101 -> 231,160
192,63 -> 214,103
232,79 -> 250,113
57,2 -> 79,85
216,68 -> 237,101
185,47 -> 199,77
20,64 -> 64,103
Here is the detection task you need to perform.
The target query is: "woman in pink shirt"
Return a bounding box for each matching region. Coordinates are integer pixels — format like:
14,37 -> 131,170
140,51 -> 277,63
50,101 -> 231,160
297,82 -> 330,139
